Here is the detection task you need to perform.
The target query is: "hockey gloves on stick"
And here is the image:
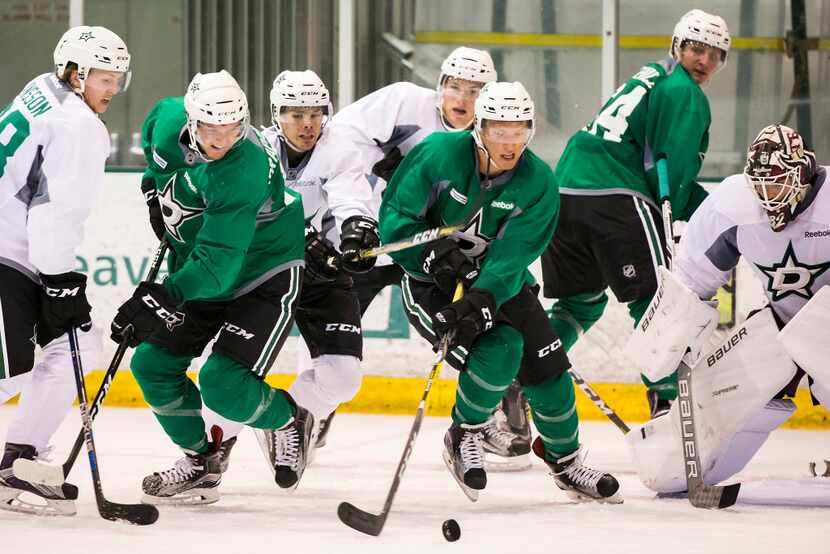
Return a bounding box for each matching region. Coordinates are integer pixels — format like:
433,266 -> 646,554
340,215 -> 380,273
422,238 -> 479,296
433,289 -> 495,352
141,176 -> 166,241
305,223 -> 341,283
39,272 -> 92,340
110,282 -> 184,347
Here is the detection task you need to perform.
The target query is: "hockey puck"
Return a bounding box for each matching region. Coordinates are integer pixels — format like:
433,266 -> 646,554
442,518 -> 461,542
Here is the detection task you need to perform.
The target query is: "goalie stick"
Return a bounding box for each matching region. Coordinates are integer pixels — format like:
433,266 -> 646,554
67,326 -> 159,525
15,240 -> 169,487
656,153 -> 740,509
338,283 -> 463,536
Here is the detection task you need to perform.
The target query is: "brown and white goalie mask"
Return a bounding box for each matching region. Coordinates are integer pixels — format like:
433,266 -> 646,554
744,124 -> 817,232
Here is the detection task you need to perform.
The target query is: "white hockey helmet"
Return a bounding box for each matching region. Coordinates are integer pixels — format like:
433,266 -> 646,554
670,10 -> 731,66
53,25 -> 131,92
439,47 -> 497,86
472,82 -> 535,169
744,124 -> 816,231
270,69 -> 333,124
184,70 -> 250,155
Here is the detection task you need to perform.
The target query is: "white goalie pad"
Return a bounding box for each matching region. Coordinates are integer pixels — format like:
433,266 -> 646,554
626,308 -> 798,493
778,285 -> 830,390
624,267 -> 720,382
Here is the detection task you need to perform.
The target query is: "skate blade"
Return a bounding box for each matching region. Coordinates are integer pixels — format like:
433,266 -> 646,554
441,450 -> 480,503
141,487 -> 219,506
484,452 -> 532,473
0,488 -> 76,516
559,486 -> 624,505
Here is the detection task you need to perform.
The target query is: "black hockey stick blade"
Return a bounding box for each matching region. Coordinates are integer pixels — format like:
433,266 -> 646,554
101,499 -> 159,526
689,482 -> 741,510
338,501 -> 385,536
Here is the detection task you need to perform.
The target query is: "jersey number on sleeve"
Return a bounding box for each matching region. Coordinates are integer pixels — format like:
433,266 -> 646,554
0,108 -> 31,178
584,86 -> 647,144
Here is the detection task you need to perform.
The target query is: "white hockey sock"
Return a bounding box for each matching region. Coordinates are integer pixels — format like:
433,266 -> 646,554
202,405 -> 245,441
288,354 -> 361,421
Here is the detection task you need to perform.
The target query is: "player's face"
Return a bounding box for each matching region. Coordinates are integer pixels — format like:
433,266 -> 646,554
279,107 -> 325,152
440,78 -> 483,129
479,121 -> 532,173
80,69 -> 129,114
196,121 -> 244,160
679,42 -> 723,85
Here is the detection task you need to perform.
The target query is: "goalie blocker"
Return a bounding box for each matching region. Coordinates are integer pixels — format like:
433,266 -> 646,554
626,308 -> 798,493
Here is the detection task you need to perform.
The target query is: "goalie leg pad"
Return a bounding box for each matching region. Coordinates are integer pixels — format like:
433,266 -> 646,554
627,308 -> 798,493
625,267 -> 719,383
778,286 -> 830,393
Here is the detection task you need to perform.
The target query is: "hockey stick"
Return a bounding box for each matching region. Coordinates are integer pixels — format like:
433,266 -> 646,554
357,223 -> 464,260
568,369 -> 629,434
67,326 -> 159,525
656,153 -> 740,509
15,240 -> 169,486
338,283 -> 464,536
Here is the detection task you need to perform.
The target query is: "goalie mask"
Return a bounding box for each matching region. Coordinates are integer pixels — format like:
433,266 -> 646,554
744,124 -> 816,231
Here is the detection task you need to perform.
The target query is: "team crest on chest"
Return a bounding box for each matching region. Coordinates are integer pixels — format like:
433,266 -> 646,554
159,173 -> 205,242
453,210 -> 491,262
756,241 -> 830,301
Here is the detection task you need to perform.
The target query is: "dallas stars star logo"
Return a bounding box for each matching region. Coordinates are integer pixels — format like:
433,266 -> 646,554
77,31 -> 94,42
756,241 -> 830,301
453,209 -> 491,263
158,174 -> 204,243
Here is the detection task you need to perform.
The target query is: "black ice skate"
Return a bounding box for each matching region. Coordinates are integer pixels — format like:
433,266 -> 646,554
141,429 -> 223,506
255,405 -> 315,491
0,443 -> 78,517
533,437 -> 622,504
314,410 -> 336,448
485,382 -> 532,472
442,421 -> 487,502
647,389 -> 672,419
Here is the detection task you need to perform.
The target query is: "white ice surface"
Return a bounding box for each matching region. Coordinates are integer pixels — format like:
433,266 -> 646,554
1,406 -> 828,554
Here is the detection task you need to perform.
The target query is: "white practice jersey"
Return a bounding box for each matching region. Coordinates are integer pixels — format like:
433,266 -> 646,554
676,167 -> 830,323
261,124 -> 373,244
0,73 -> 109,281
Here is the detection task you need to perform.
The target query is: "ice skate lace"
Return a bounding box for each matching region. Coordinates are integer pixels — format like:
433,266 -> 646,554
156,456 -> 199,486
273,426 -> 300,469
459,431 -> 484,471
562,461 -> 603,491
483,419 -> 516,449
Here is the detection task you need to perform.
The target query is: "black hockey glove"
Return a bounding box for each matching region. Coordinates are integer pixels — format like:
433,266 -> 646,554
432,289 -> 496,351
39,272 -> 92,336
304,223 -> 341,283
422,238 -> 479,296
339,215 -> 380,274
110,282 -> 184,347
371,147 -> 404,182
141,176 -> 166,241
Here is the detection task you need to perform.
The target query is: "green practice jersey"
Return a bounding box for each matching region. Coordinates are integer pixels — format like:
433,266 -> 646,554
379,131 -> 559,309
142,97 -> 305,302
555,59 -> 709,221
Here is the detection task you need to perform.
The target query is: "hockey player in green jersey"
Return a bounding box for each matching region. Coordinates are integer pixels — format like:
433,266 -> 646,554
111,70 -> 310,504
379,81 -> 621,504
541,9 -> 731,418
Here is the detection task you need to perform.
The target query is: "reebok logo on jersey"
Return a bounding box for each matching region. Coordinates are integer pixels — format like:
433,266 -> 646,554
223,323 -> 254,340
325,323 -> 362,334
804,230 -> 830,238
491,200 -> 514,210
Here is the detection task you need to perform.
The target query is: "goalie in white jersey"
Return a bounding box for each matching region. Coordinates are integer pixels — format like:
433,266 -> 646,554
626,124 -> 830,492
0,26 -> 131,516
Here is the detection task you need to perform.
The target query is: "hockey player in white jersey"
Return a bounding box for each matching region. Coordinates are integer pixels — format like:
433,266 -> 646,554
0,25 -> 131,516
191,70 -> 378,493
626,124 -> 830,492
